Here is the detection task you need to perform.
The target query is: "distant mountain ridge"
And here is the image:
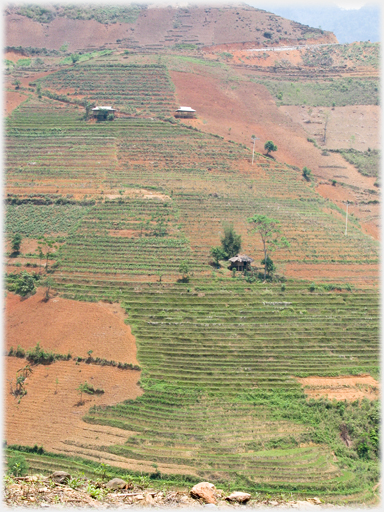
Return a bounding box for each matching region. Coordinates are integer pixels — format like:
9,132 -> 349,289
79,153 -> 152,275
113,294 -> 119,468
5,3 -> 337,52
249,3 -> 380,44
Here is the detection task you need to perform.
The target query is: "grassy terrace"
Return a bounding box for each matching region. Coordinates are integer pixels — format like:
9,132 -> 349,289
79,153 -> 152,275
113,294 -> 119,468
4,62 -> 379,498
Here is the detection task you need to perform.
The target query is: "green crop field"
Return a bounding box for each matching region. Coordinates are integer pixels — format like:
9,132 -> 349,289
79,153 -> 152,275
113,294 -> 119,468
4,54 -> 379,503
254,78 -> 380,107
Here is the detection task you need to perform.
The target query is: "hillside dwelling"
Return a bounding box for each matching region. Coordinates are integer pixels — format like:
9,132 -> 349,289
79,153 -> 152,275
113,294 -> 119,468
92,106 -> 116,120
228,254 -> 254,272
175,106 -> 196,119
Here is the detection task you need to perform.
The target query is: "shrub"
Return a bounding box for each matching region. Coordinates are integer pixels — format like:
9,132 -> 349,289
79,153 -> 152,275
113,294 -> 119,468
8,454 -> 28,476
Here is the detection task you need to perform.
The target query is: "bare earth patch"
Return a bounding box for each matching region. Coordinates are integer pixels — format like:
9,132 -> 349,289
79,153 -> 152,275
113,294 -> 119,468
4,90 -> 29,116
296,375 -> 380,401
6,289 -> 139,364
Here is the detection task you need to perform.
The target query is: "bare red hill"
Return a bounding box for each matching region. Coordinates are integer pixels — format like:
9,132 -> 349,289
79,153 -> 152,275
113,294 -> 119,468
5,4 -> 337,52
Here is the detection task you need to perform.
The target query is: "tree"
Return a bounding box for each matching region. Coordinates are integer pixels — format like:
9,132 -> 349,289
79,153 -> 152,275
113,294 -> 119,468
220,223 -> 241,259
83,99 -> 94,120
42,276 -> 54,301
70,53 -> 80,64
178,261 -> 190,282
302,167 -> 312,181
210,246 -> 228,267
36,236 -> 58,272
11,233 -> 22,254
264,140 -> 277,157
260,256 -> 276,276
247,215 -> 289,280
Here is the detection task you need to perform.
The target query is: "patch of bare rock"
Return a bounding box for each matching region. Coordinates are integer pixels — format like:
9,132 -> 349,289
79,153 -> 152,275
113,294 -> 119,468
3,474 -> 350,508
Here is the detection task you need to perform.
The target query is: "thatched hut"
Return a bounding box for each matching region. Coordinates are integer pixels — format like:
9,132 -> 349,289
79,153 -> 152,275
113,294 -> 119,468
228,254 -> 254,272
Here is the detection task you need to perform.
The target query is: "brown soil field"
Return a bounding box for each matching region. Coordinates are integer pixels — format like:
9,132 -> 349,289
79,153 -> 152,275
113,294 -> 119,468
5,289 -> 139,364
5,358 -> 196,476
5,50 -> 27,61
5,357 -> 142,449
4,90 -> 29,116
283,263 -> 379,286
296,375 -> 380,401
281,105 -> 380,152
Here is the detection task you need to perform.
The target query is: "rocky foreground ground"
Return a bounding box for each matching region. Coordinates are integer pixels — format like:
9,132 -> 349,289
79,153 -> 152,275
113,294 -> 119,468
3,472 -> 372,509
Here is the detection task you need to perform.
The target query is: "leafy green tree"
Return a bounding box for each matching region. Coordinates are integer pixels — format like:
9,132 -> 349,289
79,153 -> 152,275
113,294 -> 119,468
220,223 -> 241,259
14,271 -> 36,297
260,256 -> 276,276
264,140 -> 277,157
178,261 -> 190,282
36,236 -> 58,272
210,246 -> 228,267
302,167 -> 312,181
11,233 -> 22,254
42,276 -> 55,301
247,215 -> 289,280
70,53 -> 80,64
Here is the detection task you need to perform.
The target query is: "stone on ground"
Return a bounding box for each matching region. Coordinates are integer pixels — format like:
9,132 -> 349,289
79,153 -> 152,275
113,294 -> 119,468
226,491 -> 251,503
49,471 -> 70,484
190,482 -> 217,504
105,478 -> 128,489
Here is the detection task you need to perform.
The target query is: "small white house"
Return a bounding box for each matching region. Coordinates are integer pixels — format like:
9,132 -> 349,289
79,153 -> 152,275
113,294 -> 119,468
92,106 -> 116,120
175,106 -> 196,118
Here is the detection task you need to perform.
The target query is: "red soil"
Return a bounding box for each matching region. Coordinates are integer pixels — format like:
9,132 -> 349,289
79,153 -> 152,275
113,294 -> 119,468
5,289 -> 139,364
4,91 -> 28,116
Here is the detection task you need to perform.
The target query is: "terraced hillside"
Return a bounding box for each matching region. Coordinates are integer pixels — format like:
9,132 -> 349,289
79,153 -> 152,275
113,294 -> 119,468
4,17 -> 380,506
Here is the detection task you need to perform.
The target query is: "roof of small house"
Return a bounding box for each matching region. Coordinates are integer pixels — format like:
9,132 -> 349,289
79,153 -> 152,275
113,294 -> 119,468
92,106 -> 116,111
228,254 -> 254,263
176,106 -> 196,112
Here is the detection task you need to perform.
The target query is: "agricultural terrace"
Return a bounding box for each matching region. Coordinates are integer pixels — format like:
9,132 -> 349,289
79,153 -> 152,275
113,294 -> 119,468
40,64 -> 176,116
4,59 -> 379,501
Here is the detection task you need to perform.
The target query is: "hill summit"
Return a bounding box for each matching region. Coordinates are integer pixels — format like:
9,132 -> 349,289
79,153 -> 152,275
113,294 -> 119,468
5,3 -> 337,52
